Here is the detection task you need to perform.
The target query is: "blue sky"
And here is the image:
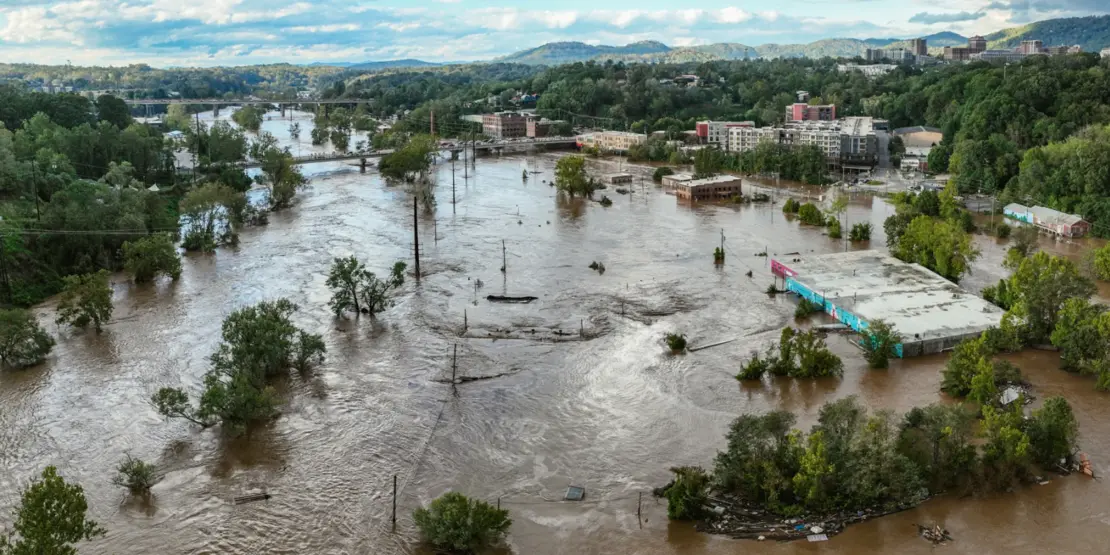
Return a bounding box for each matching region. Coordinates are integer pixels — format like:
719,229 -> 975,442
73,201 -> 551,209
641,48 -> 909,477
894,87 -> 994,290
0,0 -> 1104,66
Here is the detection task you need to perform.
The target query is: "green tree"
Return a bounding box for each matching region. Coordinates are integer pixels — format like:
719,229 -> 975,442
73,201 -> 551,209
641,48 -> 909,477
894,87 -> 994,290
378,135 -> 434,182
111,454 -> 158,496
942,332 -> 997,397
1005,252 -> 1095,344
1050,298 -> 1107,372
288,122 -> 301,141
325,256 -> 406,318
96,94 -> 132,130
180,183 -> 245,251
329,128 -> 349,152
0,309 -> 55,369
257,147 -> 307,209
860,319 -> 901,369
0,466 -> 104,555
231,105 -> 265,132
554,155 -> 594,197
968,357 -> 999,407
663,466 -> 710,520
122,234 -> 182,283
210,299 -> 325,379
652,166 -> 674,182
412,492 -> 511,554
891,215 -> 978,282
849,222 -> 872,242
1093,244 -> 1110,281
792,431 -> 833,511
55,270 -> 113,333
1026,397 -> 1079,468
980,403 -> 1031,490
692,148 -> 726,178
797,203 -> 823,226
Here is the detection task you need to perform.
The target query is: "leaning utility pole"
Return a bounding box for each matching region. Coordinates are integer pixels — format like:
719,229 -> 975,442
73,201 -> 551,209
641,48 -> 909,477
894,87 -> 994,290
413,197 -> 421,280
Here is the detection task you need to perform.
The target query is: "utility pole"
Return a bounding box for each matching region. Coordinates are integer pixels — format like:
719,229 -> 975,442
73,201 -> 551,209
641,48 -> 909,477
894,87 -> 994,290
30,159 -> 40,221
430,109 -> 436,137
500,240 -> 506,273
193,111 -> 201,184
413,197 -> 421,280
451,158 -> 457,211
0,230 -> 9,305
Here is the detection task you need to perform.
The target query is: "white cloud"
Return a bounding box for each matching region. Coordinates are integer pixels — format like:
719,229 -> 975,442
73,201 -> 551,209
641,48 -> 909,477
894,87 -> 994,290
714,7 -> 751,24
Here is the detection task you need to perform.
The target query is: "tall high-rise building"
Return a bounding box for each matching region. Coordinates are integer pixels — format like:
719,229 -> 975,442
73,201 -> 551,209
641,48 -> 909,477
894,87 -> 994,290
910,38 -> 928,57
1019,40 -> 1044,55
968,35 -> 987,53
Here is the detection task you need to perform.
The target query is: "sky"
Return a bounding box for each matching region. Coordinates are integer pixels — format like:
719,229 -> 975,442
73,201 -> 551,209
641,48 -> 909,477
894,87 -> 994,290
0,0 -> 1105,67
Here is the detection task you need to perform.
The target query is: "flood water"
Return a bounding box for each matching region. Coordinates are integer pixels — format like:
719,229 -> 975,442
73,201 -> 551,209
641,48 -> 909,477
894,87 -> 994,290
3,111 -> 1109,555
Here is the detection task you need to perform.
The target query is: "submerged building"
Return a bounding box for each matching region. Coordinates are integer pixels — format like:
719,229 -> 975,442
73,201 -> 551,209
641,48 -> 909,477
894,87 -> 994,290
772,251 -> 1004,357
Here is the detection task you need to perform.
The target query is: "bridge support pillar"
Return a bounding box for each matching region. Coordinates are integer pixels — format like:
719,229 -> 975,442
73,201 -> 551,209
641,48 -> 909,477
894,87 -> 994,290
213,104 -> 220,117
360,158 -> 367,173
280,104 -> 285,117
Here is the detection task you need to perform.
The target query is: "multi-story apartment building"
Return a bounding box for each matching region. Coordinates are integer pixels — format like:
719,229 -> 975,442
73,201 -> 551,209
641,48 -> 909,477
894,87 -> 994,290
481,112 -> 528,139
910,38 -> 928,57
726,118 -> 877,167
866,48 -> 914,63
575,131 -> 646,153
696,120 -> 754,149
785,103 -> 836,122
1018,40 -> 1043,55
944,35 -> 987,62
1045,45 -> 1082,55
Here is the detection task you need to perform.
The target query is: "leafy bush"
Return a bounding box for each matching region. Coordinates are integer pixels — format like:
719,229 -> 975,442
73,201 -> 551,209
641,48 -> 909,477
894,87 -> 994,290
665,333 -> 687,352
782,198 -> 800,213
995,223 -> 1012,238
797,203 -> 824,226
849,222 -> 872,242
122,234 -> 182,283
663,466 -> 710,520
827,215 -> 842,238
794,298 -> 822,318
737,352 -> 771,381
653,166 -> 674,182
55,270 -> 113,333
713,247 -> 724,263
412,492 -> 511,554
112,454 -> 158,495
0,309 -> 55,369
860,319 -> 901,369
1026,397 -> 1078,467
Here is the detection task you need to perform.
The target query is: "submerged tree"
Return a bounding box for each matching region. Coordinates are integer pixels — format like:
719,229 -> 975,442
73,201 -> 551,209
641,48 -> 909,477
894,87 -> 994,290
0,466 -> 104,554
554,155 -> 595,197
257,147 -> 307,210
325,256 -> 407,318
55,270 -> 113,333
860,319 -> 901,369
153,299 -> 325,433
111,454 -> 158,496
180,183 -> 247,251
413,492 -> 511,554
662,466 -> 710,519
0,309 -> 55,368
122,234 -> 182,283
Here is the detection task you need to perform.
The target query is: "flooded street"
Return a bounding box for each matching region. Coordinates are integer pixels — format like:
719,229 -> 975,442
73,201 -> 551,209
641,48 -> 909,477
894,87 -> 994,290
2,111 -> 1109,555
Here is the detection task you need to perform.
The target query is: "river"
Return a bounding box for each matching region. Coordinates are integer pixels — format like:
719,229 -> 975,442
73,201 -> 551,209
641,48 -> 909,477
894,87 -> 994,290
1,111 -> 1108,555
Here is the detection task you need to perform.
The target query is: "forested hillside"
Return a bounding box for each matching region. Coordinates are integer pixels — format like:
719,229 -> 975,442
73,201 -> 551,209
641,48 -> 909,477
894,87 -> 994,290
986,15 -> 1110,52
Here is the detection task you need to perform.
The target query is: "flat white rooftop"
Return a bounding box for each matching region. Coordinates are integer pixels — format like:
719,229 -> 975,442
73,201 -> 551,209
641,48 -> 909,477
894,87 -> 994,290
777,250 -> 1004,356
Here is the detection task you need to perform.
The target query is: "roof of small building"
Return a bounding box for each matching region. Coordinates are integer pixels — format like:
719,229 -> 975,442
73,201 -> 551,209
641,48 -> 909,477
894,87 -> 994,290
1004,203 -> 1030,213
892,126 -> 942,136
682,175 -> 743,188
1030,205 -> 1086,226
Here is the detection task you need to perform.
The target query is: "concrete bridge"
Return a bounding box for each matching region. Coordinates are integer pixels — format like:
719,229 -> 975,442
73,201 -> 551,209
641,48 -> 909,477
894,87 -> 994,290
123,98 -> 373,106
236,137 -> 578,169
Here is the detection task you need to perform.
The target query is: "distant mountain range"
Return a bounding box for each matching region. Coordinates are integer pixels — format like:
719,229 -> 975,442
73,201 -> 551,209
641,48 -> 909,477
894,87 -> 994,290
314,15 -> 1110,69
492,15 -> 1110,65
307,59 -> 442,70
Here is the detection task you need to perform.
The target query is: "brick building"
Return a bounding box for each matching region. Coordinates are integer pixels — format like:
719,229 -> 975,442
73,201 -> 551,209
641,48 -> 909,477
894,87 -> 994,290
785,103 -> 836,122
481,112 -> 528,139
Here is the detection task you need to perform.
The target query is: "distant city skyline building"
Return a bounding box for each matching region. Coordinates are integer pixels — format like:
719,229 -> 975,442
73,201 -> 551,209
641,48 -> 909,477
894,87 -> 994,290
785,103 -> 836,122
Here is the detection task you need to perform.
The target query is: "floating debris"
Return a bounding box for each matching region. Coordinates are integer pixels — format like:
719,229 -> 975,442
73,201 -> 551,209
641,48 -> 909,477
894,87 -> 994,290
807,534 -> 828,542
486,295 -> 538,303
917,523 -> 953,544
233,493 -> 272,505
565,486 -> 585,501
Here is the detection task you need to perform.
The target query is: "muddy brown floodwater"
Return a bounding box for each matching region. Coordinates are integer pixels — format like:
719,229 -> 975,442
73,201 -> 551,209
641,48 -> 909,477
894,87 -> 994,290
2,111 -> 1109,555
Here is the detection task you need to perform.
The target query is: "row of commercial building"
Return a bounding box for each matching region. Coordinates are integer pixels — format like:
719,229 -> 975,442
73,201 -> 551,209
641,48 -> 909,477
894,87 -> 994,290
694,109 -> 879,167
472,111 -> 568,139
943,36 -> 1083,62
1003,204 -> 1090,238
